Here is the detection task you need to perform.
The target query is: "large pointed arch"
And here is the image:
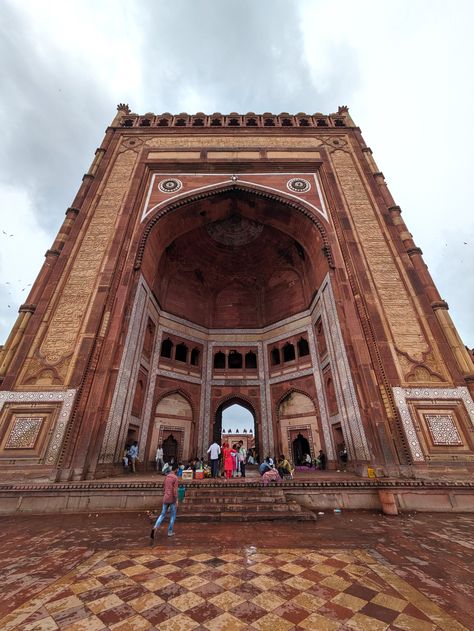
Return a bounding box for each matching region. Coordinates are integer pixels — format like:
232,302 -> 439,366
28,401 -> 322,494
134,182 -> 335,270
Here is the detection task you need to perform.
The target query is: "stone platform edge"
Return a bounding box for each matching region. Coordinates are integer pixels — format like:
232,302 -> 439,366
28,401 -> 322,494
0,479 -> 473,515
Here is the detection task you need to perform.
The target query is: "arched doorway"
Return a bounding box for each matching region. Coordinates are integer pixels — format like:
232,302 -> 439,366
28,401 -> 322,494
220,403 -> 256,459
150,392 -> 193,467
292,432 -> 311,466
163,434 -> 178,463
214,399 -> 258,458
278,391 -> 322,465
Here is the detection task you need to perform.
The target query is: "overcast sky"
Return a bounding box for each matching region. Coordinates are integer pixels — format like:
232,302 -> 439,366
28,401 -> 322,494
1,0 -> 473,360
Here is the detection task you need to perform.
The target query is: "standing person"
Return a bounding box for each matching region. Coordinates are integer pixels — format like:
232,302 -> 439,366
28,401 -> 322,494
129,441 -> 139,473
207,440 -> 221,478
222,442 -> 235,479
155,444 -> 164,472
318,449 -> 327,470
150,463 -> 179,539
238,441 -> 247,478
231,444 -> 239,478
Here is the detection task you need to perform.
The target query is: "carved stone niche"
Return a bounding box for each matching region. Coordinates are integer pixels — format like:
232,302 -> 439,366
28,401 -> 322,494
407,400 -> 474,461
0,403 -> 59,464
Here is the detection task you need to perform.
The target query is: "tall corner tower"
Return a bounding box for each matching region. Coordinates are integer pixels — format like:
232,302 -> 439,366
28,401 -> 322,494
1,105 -> 473,482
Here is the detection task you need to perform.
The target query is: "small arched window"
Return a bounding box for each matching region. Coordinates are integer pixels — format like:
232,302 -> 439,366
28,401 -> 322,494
297,337 -> 310,357
283,343 -> 296,362
214,351 -> 226,369
190,348 -> 200,366
175,343 -> 188,363
245,351 -> 257,369
228,351 -> 242,369
161,338 -> 173,358
271,348 -> 281,366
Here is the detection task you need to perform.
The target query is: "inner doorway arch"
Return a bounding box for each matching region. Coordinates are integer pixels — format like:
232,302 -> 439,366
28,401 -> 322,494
214,398 -> 258,456
163,434 -> 178,463
292,432 -> 311,466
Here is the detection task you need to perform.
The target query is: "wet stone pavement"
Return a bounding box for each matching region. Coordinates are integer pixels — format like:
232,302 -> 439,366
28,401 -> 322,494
0,511 -> 472,630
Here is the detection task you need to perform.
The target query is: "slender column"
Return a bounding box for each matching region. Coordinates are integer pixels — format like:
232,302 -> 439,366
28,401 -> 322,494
0,305 -> 35,379
432,301 -> 474,376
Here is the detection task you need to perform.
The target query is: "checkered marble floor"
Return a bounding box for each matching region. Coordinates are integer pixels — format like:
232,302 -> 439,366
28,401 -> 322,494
0,546 -> 467,631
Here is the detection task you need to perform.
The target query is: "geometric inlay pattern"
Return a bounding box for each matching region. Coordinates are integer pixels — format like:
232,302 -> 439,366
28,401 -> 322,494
5,416 -> 43,449
425,414 -> 462,446
0,546 -> 468,631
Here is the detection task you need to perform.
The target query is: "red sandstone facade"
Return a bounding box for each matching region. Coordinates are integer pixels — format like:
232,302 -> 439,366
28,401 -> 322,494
0,106 -> 473,481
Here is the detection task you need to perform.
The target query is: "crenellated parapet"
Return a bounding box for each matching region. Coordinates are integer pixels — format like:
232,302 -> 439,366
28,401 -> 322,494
112,105 -> 354,130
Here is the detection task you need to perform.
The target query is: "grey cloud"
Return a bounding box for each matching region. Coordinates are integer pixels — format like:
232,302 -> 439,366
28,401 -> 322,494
0,0 -> 361,240
0,1 -> 112,233
136,0 -> 360,115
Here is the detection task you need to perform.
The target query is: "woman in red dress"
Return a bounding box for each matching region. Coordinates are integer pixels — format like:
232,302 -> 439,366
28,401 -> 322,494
222,442 -> 236,479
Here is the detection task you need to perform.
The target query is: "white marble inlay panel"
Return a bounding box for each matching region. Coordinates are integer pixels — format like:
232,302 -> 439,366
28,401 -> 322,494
0,389 -> 76,464
392,386 -> 474,461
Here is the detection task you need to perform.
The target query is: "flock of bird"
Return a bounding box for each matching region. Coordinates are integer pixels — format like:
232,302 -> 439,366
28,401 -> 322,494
1,230 -> 32,309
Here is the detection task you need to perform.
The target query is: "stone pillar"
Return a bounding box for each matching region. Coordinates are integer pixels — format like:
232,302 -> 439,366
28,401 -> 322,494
0,305 -> 35,380
378,489 -> 399,515
432,301 -> 474,376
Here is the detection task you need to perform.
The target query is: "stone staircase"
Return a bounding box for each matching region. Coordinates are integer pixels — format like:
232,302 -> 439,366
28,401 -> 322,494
176,485 -> 316,522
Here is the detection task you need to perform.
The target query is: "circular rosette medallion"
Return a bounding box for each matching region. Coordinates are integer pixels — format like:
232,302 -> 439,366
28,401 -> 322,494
158,178 -> 183,193
287,177 -> 311,193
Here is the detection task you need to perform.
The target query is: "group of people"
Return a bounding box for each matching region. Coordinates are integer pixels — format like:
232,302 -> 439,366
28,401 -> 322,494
257,455 -> 291,484
207,440 -> 248,478
131,440 -> 332,479
299,450 -> 327,470
122,441 -> 139,473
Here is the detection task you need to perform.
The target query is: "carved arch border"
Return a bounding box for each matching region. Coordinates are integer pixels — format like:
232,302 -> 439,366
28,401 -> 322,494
275,387 -> 319,421
152,387 -> 196,465
134,183 -> 335,270
154,387 -> 196,420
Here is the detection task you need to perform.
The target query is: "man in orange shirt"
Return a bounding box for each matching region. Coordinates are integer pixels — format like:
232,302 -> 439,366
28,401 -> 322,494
150,463 -> 179,539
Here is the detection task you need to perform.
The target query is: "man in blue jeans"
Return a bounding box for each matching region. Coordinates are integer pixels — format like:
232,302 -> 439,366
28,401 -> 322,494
150,463 -> 179,540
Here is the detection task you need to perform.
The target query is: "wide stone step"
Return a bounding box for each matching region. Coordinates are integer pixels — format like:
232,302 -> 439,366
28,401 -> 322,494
179,503 -> 296,513
175,511 -> 316,522
183,495 -> 284,504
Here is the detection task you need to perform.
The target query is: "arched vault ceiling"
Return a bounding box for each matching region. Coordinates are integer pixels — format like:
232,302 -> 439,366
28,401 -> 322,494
143,191 -> 328,328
